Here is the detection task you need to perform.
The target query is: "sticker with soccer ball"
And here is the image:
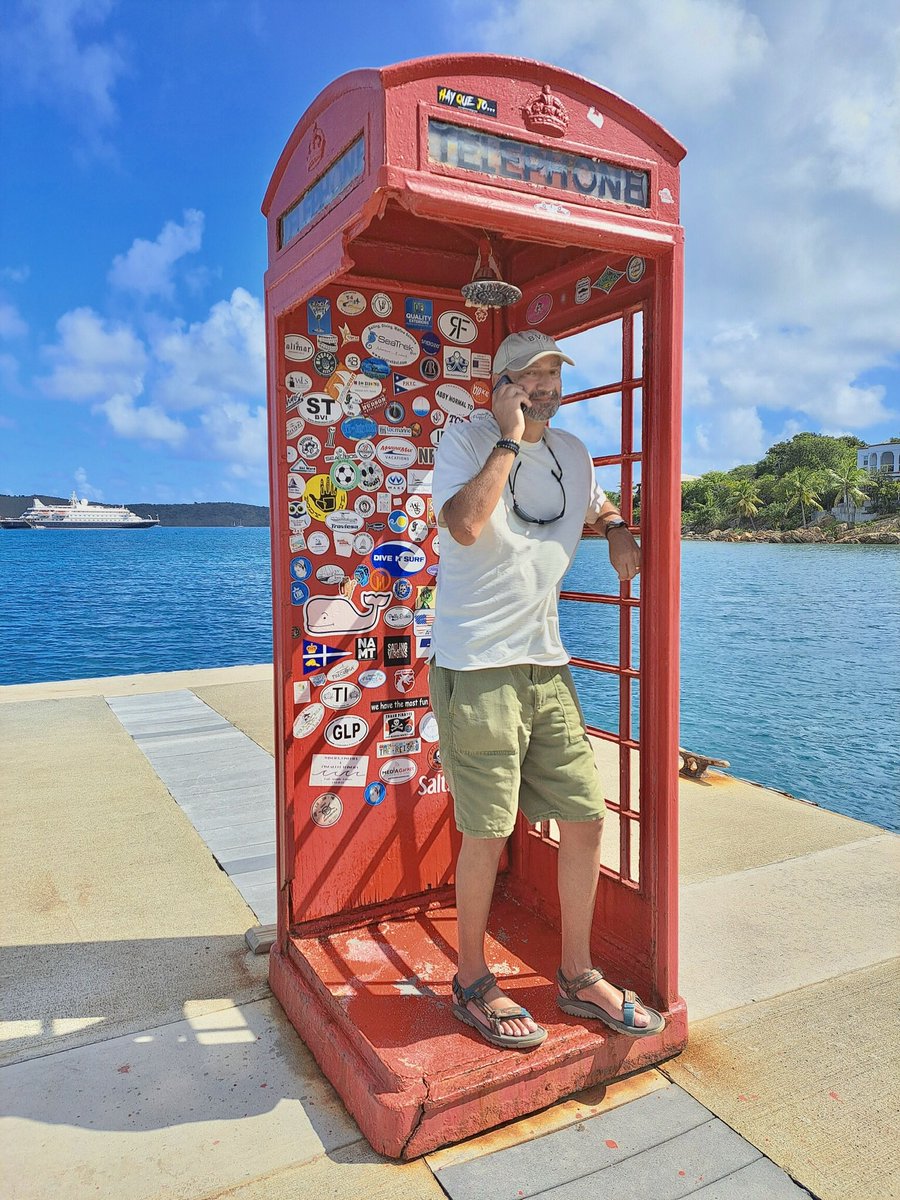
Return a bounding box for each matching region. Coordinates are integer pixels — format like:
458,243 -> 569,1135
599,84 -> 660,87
330,458 -> 360,491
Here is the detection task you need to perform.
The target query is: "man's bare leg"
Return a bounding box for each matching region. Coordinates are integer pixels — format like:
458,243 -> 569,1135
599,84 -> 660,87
557,818 -> 650,1027
455,833 -> 541,1038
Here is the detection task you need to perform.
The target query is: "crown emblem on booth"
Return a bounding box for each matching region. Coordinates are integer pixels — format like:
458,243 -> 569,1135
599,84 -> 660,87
307,123 -> 326,171
522,85 -> 569,137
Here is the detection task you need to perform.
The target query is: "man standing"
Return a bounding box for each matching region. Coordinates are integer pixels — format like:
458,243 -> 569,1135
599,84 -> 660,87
430,330 -> 664,1049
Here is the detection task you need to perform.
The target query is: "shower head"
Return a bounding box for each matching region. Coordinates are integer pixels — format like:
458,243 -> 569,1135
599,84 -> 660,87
461,238 -> 522,309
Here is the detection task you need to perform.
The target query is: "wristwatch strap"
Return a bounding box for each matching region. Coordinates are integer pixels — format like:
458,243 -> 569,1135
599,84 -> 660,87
495,438 -> 520,455
604,516 -> 628,534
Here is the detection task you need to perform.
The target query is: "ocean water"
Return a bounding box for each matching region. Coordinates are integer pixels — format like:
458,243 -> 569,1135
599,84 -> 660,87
1,528 -> 897,832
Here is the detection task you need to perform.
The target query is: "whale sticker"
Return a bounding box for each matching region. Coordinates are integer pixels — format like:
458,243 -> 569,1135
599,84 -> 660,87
303,589 -> 392,636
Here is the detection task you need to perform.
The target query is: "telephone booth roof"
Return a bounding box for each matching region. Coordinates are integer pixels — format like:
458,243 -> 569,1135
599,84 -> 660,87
262,54 -> 686,310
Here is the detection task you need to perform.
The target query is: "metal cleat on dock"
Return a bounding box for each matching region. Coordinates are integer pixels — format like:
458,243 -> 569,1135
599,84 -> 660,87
679,747 -> 731,780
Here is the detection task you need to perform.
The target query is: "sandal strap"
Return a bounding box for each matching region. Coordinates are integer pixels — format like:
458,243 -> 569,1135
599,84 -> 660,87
474,1000 -> 534,1028
622,989 -> 640,1026
557,966 -> 605,997
452,972 -> 497,1004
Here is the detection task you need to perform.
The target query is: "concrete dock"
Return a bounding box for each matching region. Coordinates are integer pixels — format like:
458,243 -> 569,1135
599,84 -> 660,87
1,665 -> 898,1199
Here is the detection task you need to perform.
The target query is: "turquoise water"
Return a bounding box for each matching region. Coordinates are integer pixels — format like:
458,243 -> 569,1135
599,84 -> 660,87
1,528 -> 897,832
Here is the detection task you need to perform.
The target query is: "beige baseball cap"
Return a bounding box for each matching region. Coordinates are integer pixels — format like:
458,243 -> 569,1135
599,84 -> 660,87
493,330 -> 575,376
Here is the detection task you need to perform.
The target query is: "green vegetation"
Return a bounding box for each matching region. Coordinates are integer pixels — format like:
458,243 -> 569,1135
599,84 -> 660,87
681,433 -> 900,533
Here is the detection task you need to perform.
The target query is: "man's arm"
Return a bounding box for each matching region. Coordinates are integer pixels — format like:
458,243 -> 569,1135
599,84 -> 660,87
442,378 -> 528,546
442,446 -> 518,546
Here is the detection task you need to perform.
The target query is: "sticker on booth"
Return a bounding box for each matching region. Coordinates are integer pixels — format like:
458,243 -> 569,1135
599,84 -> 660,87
337,290 -> 367,316
593,266 -> 625,294
290,581 -> 309,605
436,86 -> 498,117
327,658 -> 359,682
394,668 -> 416,694
421,357 -> 440,381
626,255 -> 646,283
384,635 -> 411,665
339,323 -> 360,347
379,757 -> 418,785
377,742 -> 420,762
526,293 -> 553,325
324,714 -> 369,748
443,347 -> 471,380
293,703 -> 326,738
575,276 -> 591,304
376,438 -> 417,469
286,372 -> 313,394
362,323 -> 419,367
285,334 -> 314,362
310,754 -> 368,787
383,711 -> 416,739
404,298 -> 433,331
393,373 -> 427,394
307,297 -> 332,335
438,310 -> 477,344
434,383 -> 473,419
319,682 -> 363,711
302,640 -> 350,672
305,475 -> 348,521
356,639 -> 379,664
310,793 -> 343,828
371,541 -> 426,578
364,781 -> 386,806
304,590 -> 390,636
371,292 -> 393,317
295,393 -> 342,426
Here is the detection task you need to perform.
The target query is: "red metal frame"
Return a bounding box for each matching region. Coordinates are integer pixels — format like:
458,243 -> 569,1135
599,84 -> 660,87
262,54 -> 686,1158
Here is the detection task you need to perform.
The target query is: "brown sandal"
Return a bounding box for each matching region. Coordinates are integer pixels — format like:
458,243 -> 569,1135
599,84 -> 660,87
556,967 -> 665,1037
452,972 -> 548,1049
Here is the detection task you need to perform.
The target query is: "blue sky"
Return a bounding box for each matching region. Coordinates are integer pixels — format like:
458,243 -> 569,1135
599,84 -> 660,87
1,0 -> 897,506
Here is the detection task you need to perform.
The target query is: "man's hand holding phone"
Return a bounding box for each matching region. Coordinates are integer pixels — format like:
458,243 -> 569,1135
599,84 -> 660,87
492,374 -> 528,442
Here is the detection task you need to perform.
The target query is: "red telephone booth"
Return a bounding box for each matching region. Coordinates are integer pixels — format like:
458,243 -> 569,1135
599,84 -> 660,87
262,54 -> 686,1159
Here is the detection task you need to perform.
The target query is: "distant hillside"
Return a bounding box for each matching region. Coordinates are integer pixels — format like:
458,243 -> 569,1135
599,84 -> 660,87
0,494 -> 269,527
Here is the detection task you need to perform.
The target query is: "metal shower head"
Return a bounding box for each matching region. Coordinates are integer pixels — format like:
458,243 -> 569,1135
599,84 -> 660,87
461,238 -> 522,309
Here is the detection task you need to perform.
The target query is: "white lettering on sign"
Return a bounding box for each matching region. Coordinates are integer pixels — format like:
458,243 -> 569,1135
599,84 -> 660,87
417,772 -> 448,795
324,715 -> 369,747
310,754 -> 369,787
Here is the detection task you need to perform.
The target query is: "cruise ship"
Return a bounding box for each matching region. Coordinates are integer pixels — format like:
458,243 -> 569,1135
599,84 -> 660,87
0,493 -> 159,530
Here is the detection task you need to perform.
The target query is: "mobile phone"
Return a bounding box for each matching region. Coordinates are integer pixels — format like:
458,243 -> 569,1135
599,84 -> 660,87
493,374 -> 512,393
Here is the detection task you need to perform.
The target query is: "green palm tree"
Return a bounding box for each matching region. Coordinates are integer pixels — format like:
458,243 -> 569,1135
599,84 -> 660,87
827,463 -> 871,528
730,479 -> 762,530
779,467 -> 822,528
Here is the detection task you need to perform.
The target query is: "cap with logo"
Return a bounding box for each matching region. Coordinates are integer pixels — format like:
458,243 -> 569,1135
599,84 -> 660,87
493,331 -> 575,377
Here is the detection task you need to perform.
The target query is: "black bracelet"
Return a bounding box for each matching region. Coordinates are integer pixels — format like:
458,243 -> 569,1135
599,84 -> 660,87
495,438 -> 520,455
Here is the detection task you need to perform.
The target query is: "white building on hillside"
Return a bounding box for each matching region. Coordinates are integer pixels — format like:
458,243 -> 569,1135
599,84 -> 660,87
857,442 -> 899,478
831,441 -> 899,523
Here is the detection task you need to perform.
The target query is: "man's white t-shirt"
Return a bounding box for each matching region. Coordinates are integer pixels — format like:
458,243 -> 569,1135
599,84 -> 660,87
431,413 -> 607,670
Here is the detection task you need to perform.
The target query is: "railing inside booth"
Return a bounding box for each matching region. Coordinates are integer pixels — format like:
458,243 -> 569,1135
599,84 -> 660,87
531,305 -> 645,890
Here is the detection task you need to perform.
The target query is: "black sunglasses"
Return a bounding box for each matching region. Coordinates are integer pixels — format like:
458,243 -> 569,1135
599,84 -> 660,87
508,440 -> 566,525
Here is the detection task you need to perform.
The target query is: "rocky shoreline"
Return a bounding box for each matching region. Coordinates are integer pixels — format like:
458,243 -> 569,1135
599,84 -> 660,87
682,524 -> 900,545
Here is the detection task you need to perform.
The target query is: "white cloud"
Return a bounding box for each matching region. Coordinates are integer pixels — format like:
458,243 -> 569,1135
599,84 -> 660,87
0,300 -> 27,339
152,287 -> 266,411
38,307 -> 147,400
0,0 -> 127,149
199,401 -> 268,476
0,266 -> 30,284
73,466 -> 103,499
465,0 -> 767,117
108,210 -> 205,299
97,393 -> 187,446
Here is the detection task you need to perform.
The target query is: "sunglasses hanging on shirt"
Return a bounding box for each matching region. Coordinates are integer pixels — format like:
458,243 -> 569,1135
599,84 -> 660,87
508,440 -> 566,526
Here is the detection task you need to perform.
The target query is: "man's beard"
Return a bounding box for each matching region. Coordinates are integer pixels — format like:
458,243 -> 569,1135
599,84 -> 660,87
522,391 -> 561,423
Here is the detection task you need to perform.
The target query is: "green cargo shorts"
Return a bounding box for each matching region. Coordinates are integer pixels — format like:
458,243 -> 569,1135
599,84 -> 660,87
428,662 -> 608,838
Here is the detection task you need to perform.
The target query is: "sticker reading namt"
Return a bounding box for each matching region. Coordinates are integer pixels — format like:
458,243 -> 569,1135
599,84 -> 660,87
311,792 -> 343,828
